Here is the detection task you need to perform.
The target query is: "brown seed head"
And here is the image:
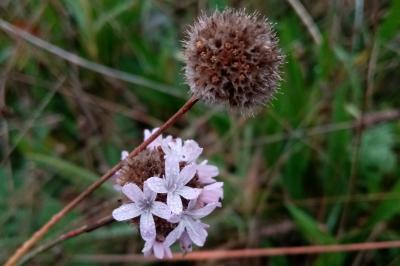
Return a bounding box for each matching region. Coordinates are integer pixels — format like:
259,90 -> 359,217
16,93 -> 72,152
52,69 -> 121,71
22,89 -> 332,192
183,9 -> 283,115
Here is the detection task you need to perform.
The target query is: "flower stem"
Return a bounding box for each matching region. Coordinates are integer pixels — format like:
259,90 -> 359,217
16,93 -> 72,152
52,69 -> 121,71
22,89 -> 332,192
5,95 -> 199,266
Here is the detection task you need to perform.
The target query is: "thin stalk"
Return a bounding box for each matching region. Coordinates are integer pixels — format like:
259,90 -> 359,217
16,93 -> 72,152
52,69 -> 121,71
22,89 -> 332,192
5,95 -> 199,266
73,240 -> 400,262
19,216 -> 115,266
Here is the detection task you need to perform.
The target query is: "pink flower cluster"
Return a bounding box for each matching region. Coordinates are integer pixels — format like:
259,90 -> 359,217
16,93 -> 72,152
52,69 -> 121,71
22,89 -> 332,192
112,129 -> 223,259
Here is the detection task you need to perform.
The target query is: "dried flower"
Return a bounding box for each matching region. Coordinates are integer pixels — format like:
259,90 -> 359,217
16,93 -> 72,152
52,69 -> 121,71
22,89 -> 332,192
183,9 -> 283,115
111,129 -> 223,259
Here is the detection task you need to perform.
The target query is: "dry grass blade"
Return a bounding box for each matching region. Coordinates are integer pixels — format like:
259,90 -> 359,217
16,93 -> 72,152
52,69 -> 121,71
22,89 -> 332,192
286,0 -> 322,45
0,19 -> 183,98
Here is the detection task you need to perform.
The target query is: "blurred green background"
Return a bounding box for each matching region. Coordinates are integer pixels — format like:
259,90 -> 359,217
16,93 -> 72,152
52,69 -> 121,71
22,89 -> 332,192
1,0 -> 400,265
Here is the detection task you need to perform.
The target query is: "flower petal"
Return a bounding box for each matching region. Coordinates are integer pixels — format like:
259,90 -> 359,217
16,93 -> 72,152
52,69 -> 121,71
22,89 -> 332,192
185,218 -> 208,246
112,203 -> 142,221
177,163 -> 196,186
167,192 -> 183,214
180,231 -> 193,252
197,163 -> 219,184
198,182 -> 224,204
187,199 -> 198,211
188,202 -> 221,219
146,177 -> 168,193
140,211 -> 156,241
165,222 -> 185,246
168,214 -> 181,223
120,150 -> 129,160
144,128 -> 163,150
177,186 -> 201,200
142,240 -> 154,253
153,241 -> 164,259
165,157 -> 180,183
181,140 -> 202,162
143,182 -> 157,202
122,183 -> 144,202
164,246 -> 173,258
151,201 -> 172,220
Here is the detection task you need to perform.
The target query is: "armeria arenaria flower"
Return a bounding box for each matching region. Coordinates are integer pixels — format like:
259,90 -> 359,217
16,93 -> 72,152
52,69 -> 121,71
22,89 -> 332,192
165,200 -> 220,247
183,9 -> 283,115
112,183 -> 171,241
146,158 -> 201,214
112,129 -> 223,259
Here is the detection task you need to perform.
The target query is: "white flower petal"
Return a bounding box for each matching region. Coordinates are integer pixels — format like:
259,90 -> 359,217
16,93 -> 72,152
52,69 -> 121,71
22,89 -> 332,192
151,201 -> 172,220
122,183 -> 144,202
121,150 -> 129,160
140,211 -> 156,241
165,222 -> 185,246
112,203 -> 142,221
180,231 -> 193,252
187,199 -> 198,210
167,192 -> 183,214
198,182 -> 224,204
185,219 -> 208,246
197,164 -> 219,184
182,140 -> 202,162
177,186 -> 201,200
168,214 -> 181,224
142,240 -> 154,253
164,246 -> 173,258
177,163 -> 196,186
153,242 -> 164,259
146,177 -> 168,193
165,157 -> 180,182
143,182 -> 157,202
144,128 -> 163,150
187,202 -> 220,219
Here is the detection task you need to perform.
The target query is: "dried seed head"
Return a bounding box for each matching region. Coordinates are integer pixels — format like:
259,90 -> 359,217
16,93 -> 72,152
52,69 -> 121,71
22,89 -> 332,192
118,148 -> 165,188
183,9 -> 283,115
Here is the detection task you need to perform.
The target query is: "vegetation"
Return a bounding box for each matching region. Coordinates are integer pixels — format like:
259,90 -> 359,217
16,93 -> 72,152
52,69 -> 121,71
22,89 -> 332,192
1,0 -> 400,265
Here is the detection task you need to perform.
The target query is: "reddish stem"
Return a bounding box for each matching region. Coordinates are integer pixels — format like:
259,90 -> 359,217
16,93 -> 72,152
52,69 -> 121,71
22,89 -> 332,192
73,241 -> 400,263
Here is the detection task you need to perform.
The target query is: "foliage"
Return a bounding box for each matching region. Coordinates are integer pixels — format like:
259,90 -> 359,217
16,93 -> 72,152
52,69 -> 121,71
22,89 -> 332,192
0,0 -> 399,265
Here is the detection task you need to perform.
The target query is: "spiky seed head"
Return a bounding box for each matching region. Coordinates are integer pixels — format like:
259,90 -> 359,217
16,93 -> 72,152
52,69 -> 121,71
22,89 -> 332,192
183,9 -> 283,115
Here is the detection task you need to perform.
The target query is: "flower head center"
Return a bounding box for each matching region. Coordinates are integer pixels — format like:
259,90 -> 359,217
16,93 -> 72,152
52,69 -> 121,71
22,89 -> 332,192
141,198 -> 153,210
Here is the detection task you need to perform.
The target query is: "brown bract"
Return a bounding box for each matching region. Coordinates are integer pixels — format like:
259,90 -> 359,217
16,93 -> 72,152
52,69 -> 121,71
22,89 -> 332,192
183,9 -> 283,115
